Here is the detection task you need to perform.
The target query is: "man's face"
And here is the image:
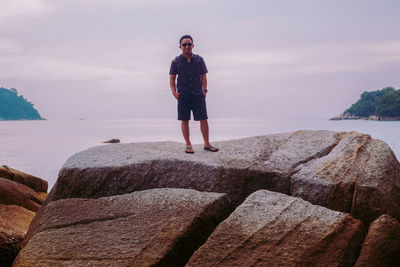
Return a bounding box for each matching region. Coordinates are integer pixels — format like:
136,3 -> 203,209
179,38 -> 194,53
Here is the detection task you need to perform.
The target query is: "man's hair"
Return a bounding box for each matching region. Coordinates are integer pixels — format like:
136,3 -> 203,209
179,35 -> 193,45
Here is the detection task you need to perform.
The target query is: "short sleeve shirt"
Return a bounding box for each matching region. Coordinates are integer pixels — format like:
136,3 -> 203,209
169,53 -> 208,93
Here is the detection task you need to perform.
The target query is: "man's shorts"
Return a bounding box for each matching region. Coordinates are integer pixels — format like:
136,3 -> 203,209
177,90 -> 208,121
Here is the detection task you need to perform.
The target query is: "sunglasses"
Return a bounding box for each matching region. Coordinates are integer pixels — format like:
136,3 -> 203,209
181,43 -> 193,47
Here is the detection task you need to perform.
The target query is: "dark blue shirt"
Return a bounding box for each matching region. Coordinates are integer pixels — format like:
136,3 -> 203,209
169,53 -> 208,93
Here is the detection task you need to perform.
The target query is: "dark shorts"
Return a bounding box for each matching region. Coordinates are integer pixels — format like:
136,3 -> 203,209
177,90 -> 208,121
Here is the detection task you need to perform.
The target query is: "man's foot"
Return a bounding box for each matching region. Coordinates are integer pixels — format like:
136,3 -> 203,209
185,146 -> 194,154
204,145 -> 219,152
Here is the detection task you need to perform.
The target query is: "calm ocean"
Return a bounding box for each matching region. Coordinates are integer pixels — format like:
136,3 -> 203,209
1,117 -> 399,190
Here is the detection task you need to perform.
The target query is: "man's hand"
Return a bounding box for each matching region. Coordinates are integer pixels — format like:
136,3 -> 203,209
173,91 -> 180,100
203,89 -> 207,96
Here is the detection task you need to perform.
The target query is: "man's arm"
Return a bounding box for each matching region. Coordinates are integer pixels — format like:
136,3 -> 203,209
169,74 -> 179,100
201,74 -> 207,96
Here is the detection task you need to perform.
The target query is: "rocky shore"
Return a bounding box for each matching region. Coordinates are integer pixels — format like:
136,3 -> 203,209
330,113 -> 400,121
12,130 -> 400,266
0,166 -> 48,266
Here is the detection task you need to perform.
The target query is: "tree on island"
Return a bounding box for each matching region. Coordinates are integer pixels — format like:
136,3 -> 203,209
0,87 -> 44,120
345,86 -> 400,118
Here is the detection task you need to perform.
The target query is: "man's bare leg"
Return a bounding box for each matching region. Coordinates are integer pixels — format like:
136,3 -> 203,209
200,119 -> 210,147
200,119 -> 219,152
181,120 -> 193,152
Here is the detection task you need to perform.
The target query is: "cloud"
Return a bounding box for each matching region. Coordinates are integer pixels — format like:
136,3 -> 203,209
363,41 -> 400,63
209,50 -> 301,66
0,0 -> 52,22
51,0 -> 207,10
0,38 -> 23,54
256,40 -> 400,75
204,49 -> 302,85
289,61 -> 378,75
303,40 -> 400,74
0,55 -> 148,83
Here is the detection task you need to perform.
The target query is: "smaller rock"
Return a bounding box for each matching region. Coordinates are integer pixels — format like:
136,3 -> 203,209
0,178 -> 46,212
290,132 -> 400,225
0,167 -> 47,267
355,214 -> 400,267
103,138 -> 120,143
187,190 -> 365,267
0,204 -> 35,267
0,165 -> 47,193
15,188 -> 231,267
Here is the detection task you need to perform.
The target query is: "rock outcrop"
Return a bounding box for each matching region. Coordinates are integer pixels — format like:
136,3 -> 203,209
18,130 -> 400,265
330,113 -> 400,121
42,130 -> 400,225
330,113 -> 363,120
186,190 -> 365,266
13,188 -> 231,266
355,215 -> 400,266
0,166 -> 47,267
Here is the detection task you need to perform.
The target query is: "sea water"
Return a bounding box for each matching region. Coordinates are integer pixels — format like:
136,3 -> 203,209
0,117 -> 399,190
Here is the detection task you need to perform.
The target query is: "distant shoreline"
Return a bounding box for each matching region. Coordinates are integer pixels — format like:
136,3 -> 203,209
0,118 -> 47,121
330,114 -> 400,121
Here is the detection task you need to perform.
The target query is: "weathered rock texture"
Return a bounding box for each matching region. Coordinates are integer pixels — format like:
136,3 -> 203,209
20,130 -> 400,265
355,215 -> 400,266
291,132 -> 400,224
0,166 -> 47,267
52,132 -> 293,206
14,188 -> 231,267
187,190 -> 365,267
42,130 -> 400,225
0,178 -> 46,212
0,205 -> 35,267
0,165 -> 48,193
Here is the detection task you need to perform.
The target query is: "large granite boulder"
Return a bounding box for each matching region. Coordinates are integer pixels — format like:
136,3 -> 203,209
42,130 -> 400,225
50,132 -> 293,206
355,215 -> 400,266
186,190 -> 365,266
14,188 -> 231,267
0,167 -> 48,267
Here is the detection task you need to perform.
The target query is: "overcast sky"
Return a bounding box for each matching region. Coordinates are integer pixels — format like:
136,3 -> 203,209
1,0 -> 400,120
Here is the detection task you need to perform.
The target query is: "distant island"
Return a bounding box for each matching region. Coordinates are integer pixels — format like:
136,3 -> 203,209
331,86 -> 400,121
0,87 -> 44,120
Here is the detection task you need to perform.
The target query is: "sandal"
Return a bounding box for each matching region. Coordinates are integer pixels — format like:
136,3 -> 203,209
204,145 -> 219,152
185,146 -> 194,154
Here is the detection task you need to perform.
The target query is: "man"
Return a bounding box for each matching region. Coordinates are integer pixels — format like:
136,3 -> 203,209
169,35 -> 219,154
